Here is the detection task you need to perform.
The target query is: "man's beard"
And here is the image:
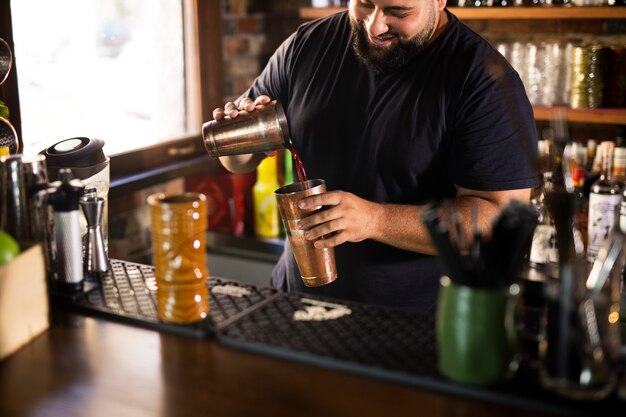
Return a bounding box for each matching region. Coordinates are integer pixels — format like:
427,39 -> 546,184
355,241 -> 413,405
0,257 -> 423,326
349,11 -> 436,74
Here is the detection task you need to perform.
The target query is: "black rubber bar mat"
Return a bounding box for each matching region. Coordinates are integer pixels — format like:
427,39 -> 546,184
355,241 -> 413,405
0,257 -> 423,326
52,259 -> 279,339
217,292 -> 622,417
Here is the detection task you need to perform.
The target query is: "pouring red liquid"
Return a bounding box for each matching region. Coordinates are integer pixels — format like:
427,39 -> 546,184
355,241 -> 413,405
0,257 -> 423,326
287,143 -> 308,187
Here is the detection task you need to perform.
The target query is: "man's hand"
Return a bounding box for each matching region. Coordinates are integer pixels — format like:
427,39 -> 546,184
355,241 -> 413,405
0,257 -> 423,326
211,95 -> 276,157
212,95 -> 272,121
295,191 -> 382,249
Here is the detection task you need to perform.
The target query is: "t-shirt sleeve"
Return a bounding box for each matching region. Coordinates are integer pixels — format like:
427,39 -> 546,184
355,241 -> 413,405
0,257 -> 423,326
448,57 -> 540,191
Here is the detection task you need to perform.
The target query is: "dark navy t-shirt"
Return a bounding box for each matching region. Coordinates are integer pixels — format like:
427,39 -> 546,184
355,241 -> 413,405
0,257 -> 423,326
241,10 -> 539,313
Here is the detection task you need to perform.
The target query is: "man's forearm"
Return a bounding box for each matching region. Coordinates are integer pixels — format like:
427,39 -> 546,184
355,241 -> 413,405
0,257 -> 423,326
371,189 -> 530,256
371,198 -> 500,256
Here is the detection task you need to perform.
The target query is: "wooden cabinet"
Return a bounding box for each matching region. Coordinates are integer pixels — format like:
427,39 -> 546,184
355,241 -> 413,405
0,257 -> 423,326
299,6 -> 626,126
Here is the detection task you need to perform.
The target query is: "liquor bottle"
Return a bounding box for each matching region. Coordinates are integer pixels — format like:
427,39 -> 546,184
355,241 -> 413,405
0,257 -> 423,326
613,131 -> 626,182
253,155 -> 281,239
586,139 -> 597,172
529,140 -> 559,274
587,141 -> 622,262
569,143 -> 589,249
619,130 -> 626,233
529,170 -> 559,272
591,143 -> 603,174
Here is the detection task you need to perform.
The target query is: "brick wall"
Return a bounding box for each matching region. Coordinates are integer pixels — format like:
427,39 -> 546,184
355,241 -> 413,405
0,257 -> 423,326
222,9 -> 266,102
221,0 -> 300,102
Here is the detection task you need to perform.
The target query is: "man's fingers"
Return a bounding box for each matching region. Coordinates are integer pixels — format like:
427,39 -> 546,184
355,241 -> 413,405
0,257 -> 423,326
313,232 -> 344,249
224,101 -> 238,118
303,218 -> 340,239
212,108 -> 225,121
216,97 -> 271,120
239,98 -> 255,112
297,205 -> 340,231
298,192 -> 340,210
254,95 -> 271,105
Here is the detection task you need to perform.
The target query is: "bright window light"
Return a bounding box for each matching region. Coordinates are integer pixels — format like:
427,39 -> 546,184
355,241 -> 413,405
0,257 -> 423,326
10,0 -> 194,157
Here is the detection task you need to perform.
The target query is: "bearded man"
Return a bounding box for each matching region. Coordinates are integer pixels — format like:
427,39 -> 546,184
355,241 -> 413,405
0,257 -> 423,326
212,0 -> 539,313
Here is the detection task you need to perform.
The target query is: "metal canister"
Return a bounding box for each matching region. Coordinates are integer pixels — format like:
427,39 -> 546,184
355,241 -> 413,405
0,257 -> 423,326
0,154 -> 49,248
570,43 -> 605,109
202,100 -> 291,157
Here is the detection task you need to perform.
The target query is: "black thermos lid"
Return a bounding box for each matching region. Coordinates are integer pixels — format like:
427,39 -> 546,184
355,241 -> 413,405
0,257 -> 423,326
48,168 -> 86,212
40,137 -> 108,181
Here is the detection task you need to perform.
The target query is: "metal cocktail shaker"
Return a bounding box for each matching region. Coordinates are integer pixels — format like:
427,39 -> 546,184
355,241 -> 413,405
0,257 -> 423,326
202,100 -> 291,157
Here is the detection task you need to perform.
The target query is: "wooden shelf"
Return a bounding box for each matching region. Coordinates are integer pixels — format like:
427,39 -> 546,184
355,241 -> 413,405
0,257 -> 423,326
299,6 -> 626,20
451,6 -> 626,19
533,106 -> 626,125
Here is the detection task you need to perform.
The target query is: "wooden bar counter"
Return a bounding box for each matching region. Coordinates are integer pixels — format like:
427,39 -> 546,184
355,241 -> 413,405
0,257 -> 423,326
0,310 -> 557,417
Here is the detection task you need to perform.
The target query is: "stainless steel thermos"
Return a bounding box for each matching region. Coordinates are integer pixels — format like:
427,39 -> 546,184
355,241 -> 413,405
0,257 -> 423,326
48,168 -> 85,290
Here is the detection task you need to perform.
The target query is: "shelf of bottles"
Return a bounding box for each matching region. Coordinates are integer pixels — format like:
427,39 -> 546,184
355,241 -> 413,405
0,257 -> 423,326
299,6 -> 626,20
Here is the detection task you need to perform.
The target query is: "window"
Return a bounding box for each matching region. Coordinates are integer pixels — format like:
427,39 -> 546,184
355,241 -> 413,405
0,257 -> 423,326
10,0 -> 199,157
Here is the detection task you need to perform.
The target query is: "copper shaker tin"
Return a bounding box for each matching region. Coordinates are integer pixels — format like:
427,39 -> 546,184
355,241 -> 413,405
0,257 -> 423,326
275,179 -> 337,287
202,100 -> 291,157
